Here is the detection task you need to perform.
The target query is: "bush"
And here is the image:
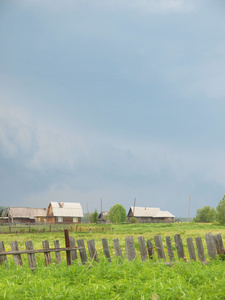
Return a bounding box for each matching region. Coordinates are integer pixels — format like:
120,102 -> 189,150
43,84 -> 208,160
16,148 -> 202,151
130,217 -> 138,224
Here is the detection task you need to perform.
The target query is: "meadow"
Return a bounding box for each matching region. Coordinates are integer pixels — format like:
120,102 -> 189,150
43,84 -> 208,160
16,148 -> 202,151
0,222 -> 225,299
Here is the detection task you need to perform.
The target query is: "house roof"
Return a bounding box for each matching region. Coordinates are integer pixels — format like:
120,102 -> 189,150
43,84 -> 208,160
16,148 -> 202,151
129,206 -> 174,218
7,207 -> 47,219
98,211 -> 109,219
49,202 -> 83,217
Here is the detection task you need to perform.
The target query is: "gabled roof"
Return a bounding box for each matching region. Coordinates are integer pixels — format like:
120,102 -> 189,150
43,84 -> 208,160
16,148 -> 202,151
98,211 -> 109,219
48,202 -> 83,217
128,206 -> 174,218
7,207 -> 47,219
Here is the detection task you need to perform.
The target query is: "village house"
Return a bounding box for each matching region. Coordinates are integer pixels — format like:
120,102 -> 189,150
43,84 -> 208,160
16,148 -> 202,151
0,207 -> 47,224
35,202 -> 83,224
127,206 -> 175,223
98,211 -> 110,224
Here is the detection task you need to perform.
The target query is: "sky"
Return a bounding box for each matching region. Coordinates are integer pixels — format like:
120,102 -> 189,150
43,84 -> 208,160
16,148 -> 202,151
0,0 -> 225,218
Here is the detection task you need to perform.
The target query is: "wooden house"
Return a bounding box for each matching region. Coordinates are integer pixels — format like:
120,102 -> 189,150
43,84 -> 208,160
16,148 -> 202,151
0,207 -> 47,224
127,206 -> 175,223
35,202 -> 83,224
98,211 -> 110,224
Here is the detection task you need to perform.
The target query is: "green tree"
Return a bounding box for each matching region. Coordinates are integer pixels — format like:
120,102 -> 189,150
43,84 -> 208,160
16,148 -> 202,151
89,209 -> 98,223
108,204 -> 126,224
216,195 -> 225,225
193,206 -> 216,223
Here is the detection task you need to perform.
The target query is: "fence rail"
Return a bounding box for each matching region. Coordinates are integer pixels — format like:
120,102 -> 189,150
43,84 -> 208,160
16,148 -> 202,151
0,231 -> 224,269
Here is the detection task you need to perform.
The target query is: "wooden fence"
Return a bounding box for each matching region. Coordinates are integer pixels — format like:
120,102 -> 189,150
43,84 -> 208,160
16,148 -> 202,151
0,231 -> 224,269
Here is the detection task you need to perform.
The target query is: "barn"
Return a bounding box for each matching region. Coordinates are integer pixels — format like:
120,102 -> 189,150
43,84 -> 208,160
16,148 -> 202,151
35,202 -> 83,224
0,207 -> 47,224
127,206 -> 175,223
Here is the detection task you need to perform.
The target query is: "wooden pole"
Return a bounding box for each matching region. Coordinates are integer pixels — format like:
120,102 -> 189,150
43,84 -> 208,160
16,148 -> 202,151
133,197 -> 136,217
87,203 -> 90,224
188,195 -> 191,222
64,229 -> 71,265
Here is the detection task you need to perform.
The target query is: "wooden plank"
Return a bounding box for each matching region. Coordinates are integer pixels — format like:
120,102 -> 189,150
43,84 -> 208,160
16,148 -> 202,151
186,237 -> 196,261
166,236 -> 174,261
69,236 -> 77,261
77,239 -> 88,264
205,233 -> 216,258
0,241 -> 7,265
213,234 -> 224,255
87,239 -> 99,262
138,236 -> 148,261
113,238 -> 123,259
174,234 -> 185,260
146,239 -> 154,259
54,240 -> 61,264
154,235 -> 166,260
195,237 -> 206,262
42,240 -> 52,266
10,241 -> 23,266
102,238 -> 111,262
125,236 -> 136,261
25,241 -> 36,269
64,229 -> 71,266
0,246 -> 81,256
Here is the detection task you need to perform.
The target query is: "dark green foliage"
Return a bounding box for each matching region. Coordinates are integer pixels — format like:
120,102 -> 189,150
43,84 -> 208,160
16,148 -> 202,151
130,217 -> 138,224
108,204 -> 126,224
89,209 -> 98,223
193,206 -> 216,223
216,195 -> 225,225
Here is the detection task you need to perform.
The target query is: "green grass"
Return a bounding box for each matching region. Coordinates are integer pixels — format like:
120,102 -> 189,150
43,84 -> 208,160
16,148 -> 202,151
1,222 -> 225,299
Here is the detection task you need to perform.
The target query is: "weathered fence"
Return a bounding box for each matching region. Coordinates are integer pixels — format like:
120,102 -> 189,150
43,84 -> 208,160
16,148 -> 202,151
0,231 -> 224,269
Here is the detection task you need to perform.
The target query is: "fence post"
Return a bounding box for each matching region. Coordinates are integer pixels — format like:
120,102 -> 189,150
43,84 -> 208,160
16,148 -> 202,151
154,235 -> 166,260
64,229 -> 71,266
77,239 -> 88,264
125,236 -> 136,261
42,240 -> 52,266
186,237 -> 196,261
113,238 -> 123,259
87,239 -> 99,262
205,233 -> 217,258
146,239 -> 154,259
102,238 -> 111,262
54,240 -> 61,264
213,234 -> 224,255
166,236 -> 174,261
195,237 -> 206,262
25,240 -> 36,269
69,236 -> 77,261
174,234 -> 185,260
138,236 -> 148,261
0,241 -> 8,265
11,241 -> 23,266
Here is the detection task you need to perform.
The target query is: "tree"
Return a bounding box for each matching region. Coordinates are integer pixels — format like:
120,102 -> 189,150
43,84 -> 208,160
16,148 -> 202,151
193,206 -> 216,223
216,195 -> 225,225
89,209 -> 98,223
108,204 -> 126,224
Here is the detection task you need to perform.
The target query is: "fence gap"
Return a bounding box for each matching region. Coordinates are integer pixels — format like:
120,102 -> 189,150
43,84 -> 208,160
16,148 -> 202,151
195,237 -> 206,262
154,235 -> 166,261
102,238 -> 111,262
10,241 -> 23,266
205,233 -> 216,258
77,239 -> 88,264
125,236 -> 136,261
186,237 -> 196,261
113,238 -> 123,259
42,240 -> 52,266
138,236 -> 148,261
166,236 -> 174,261
174,234 -> 185,260
146,239 -> 154,259
54,240 -> 61,264
25,240 -> 36,269
87,239 -> 99,262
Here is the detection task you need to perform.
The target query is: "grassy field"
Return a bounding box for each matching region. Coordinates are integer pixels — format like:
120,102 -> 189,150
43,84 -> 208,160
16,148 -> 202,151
1,222 -> 225,299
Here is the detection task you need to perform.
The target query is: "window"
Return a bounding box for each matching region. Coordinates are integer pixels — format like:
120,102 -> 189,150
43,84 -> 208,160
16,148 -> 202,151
73,217 -> 78,223
58,217 -> 63,222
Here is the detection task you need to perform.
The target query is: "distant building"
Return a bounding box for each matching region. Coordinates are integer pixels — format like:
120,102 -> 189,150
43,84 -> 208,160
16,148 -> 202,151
127,206 -> 175,223
35,202 -> 83,224
0,207 -> 47,224
98,211 -> 110,224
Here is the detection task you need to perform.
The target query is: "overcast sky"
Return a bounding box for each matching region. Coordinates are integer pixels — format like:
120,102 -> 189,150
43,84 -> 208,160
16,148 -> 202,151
1,0 -> 225,217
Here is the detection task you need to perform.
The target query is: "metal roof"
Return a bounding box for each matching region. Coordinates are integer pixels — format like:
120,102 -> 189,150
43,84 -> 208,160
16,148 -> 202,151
129,206 -> 174,218
49,202 -> 83,217
153,210 -> 175,218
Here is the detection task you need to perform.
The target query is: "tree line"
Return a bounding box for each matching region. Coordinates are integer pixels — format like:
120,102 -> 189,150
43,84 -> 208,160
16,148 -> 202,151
194,195 -> 225,224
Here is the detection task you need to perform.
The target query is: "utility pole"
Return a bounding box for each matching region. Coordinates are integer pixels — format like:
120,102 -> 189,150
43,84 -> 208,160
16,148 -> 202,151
133,197 -> 136,217
188,195 -> 191,222
87,203 -> 90,224
101,198 -> 102,213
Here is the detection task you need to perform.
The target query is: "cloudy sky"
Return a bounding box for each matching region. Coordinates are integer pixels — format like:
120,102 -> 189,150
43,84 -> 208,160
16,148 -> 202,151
1,0 -> 225,217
